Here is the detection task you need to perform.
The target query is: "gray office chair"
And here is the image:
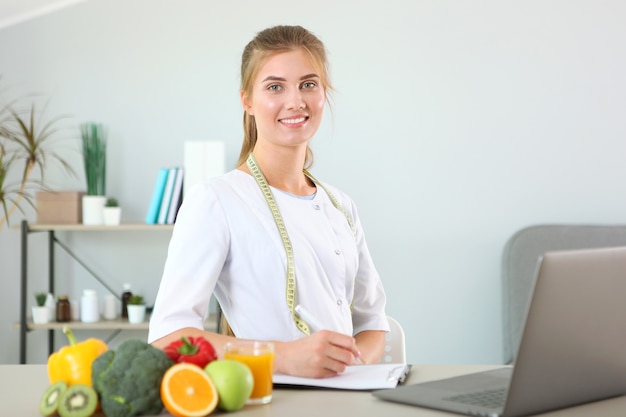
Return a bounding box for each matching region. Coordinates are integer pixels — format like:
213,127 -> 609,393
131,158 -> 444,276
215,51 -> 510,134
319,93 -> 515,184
501,223 -> 626,364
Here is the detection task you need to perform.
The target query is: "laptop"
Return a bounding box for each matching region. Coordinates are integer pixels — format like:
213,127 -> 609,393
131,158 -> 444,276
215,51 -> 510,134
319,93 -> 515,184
373,246 -> 626,417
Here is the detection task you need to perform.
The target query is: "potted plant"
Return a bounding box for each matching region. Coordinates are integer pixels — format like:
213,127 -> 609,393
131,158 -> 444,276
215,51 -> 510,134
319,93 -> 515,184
126,295 -> 146,324
103,197 -> 121,226
0,83 -> 77,230
32,292 -> 49,324
80,122 -> 107,225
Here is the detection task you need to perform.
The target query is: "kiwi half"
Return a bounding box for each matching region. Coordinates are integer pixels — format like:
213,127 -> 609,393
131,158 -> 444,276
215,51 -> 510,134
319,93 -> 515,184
57,384 -> 98,417
40,381 -> 68,416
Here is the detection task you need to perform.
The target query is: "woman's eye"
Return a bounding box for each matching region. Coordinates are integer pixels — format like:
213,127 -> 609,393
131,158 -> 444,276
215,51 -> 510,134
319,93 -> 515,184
302,81 -> 317,89
268,84 -> 282,91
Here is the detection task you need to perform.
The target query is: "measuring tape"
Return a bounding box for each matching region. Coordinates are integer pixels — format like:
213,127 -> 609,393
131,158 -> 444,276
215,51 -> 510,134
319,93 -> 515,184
246,154 -> 356,335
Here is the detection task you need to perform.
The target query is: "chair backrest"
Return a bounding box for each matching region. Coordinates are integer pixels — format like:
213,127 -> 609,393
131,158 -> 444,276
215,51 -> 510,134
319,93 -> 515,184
380,316 -> 406,364
501,224 -> 626,364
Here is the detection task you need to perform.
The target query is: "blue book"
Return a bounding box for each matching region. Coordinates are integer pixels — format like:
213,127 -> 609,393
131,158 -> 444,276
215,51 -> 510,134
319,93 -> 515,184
145,168 -> 169,224
158,167 -> 178,224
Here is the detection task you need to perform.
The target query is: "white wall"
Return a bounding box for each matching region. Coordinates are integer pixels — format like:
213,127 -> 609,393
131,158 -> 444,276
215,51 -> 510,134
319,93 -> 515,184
1,0 -> 626,365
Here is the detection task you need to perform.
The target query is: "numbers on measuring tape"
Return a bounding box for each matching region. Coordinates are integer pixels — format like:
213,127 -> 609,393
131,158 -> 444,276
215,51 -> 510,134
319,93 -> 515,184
247,154 -> 310,335
246,154 -> 357,335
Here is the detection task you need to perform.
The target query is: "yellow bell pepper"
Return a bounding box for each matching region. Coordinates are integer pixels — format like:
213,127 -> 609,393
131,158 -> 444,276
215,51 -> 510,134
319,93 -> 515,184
48,326 -> 108,387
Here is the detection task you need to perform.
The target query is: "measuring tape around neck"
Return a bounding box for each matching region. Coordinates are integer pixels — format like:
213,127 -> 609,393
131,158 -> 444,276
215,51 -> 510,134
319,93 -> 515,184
246,154 -> 356,335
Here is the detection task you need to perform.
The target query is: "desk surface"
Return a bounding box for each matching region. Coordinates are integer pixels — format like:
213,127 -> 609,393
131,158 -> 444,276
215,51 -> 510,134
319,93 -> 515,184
4,364 -> 626,416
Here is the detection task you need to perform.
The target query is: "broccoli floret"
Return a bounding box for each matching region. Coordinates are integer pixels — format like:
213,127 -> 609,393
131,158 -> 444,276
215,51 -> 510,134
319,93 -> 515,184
92,339 -> 173,417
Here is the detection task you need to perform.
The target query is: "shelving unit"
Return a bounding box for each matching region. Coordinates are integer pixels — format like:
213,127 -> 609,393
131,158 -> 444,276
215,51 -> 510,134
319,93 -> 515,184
17,220 -> 218,363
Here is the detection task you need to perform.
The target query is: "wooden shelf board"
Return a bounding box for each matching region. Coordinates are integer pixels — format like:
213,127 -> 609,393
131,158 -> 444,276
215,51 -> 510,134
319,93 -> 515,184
26,223 -> 174,232
14,315 -> 218,331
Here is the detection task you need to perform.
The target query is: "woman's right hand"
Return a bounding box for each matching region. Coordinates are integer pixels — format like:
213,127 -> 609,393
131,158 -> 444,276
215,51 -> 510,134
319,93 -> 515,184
273,330 -> 362,378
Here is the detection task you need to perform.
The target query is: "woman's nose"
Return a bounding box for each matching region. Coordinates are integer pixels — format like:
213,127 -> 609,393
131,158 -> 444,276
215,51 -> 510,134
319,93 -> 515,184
286,90 -> 305,110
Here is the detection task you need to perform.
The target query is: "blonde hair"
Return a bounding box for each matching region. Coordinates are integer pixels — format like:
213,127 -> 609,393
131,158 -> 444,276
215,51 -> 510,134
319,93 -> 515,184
236,25 -> 333,168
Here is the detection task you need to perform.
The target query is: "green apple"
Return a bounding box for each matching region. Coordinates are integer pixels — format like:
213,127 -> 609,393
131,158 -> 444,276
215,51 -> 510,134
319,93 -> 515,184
205,359 -> 254,411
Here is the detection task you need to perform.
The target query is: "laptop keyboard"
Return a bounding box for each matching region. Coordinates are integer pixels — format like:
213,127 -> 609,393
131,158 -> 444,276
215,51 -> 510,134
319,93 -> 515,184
443,388 -> 507,409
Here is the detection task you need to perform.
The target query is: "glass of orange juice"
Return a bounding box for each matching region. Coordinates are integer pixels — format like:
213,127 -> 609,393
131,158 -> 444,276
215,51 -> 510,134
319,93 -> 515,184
224,341 -> 275,405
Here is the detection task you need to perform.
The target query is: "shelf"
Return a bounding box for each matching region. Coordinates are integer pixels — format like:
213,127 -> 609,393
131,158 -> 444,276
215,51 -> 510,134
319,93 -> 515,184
17,220 -> 180,363
14,318 -> 150,330
26,223 -> 174,232
13,314 -> 218,332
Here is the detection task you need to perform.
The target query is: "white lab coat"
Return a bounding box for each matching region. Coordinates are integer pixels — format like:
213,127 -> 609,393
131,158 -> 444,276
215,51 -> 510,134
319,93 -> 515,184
148,169 -> 388,343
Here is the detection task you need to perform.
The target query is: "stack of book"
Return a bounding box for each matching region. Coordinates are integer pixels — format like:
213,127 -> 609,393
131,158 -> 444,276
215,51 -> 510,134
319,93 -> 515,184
145,167 -> 184,224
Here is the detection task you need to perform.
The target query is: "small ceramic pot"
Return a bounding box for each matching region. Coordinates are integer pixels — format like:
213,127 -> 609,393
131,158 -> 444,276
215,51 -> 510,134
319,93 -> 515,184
32,306 -> 49,324
127,304 -> 146,324
103,207 -> 122,226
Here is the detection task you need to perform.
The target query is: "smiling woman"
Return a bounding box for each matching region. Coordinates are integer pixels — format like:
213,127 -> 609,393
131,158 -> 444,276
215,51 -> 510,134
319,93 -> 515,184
149,25 -> 390,381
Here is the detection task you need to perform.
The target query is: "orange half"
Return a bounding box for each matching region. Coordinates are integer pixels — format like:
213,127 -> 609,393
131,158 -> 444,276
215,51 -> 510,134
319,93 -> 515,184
161,363 -> 218,417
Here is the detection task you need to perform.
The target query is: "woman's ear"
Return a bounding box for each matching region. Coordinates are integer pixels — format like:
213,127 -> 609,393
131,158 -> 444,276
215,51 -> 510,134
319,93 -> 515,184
240,90 -> 254,115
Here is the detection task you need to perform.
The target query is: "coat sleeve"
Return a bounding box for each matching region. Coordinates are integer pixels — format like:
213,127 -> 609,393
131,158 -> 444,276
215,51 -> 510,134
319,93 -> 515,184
148,182 -> 230,343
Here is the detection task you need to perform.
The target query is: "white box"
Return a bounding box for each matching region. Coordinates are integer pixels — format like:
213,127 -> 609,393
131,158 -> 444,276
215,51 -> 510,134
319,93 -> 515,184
183,141 -> 225,196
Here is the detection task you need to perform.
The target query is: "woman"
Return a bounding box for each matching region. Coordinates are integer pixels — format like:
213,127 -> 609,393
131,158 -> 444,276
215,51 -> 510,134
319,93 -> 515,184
149,25 -> 389,378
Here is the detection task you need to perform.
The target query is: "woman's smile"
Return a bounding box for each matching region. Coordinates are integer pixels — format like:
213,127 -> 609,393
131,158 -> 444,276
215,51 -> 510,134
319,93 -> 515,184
279,115 -> 309,126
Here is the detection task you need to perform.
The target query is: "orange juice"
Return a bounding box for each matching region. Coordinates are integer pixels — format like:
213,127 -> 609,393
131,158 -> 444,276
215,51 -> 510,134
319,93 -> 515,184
224,341 -> 275,404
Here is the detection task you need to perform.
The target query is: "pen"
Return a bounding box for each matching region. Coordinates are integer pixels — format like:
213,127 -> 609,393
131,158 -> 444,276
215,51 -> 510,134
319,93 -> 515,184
295,304 -> 325,332
295,304 -> 364,365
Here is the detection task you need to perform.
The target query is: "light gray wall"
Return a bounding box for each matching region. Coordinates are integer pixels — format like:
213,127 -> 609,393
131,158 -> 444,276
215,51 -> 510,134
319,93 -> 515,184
2,0 -> 626,364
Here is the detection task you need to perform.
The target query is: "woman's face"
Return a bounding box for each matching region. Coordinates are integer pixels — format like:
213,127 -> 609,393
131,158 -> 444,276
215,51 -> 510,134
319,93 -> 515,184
242,48 -> 326,152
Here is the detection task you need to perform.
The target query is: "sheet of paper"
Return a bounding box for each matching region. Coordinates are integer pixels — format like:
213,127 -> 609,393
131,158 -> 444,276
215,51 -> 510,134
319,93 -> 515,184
273,363 -> 411,391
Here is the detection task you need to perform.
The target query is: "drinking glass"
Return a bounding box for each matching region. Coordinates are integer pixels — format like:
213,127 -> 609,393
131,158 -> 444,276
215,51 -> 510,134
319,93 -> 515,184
224,341 -> 275,404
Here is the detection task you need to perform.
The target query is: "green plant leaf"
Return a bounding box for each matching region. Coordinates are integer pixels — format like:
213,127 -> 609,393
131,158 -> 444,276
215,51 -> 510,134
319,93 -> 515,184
0,85 -> 78,229
81,122 -> 107,196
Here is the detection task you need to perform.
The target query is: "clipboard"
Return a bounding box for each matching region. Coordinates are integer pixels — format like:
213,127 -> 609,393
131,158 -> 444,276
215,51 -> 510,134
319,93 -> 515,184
273,363 -> 412,391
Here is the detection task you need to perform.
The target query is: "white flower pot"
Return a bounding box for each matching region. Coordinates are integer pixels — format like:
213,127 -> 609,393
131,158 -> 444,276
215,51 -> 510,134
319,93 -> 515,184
82,195 -> 106,225
32,306 -> 49,324
103,207 -> 122,226
127,304 -> 146,324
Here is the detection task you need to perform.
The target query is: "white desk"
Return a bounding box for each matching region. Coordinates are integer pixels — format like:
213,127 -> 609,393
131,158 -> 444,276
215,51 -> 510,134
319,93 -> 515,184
4,364 -> 626,416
